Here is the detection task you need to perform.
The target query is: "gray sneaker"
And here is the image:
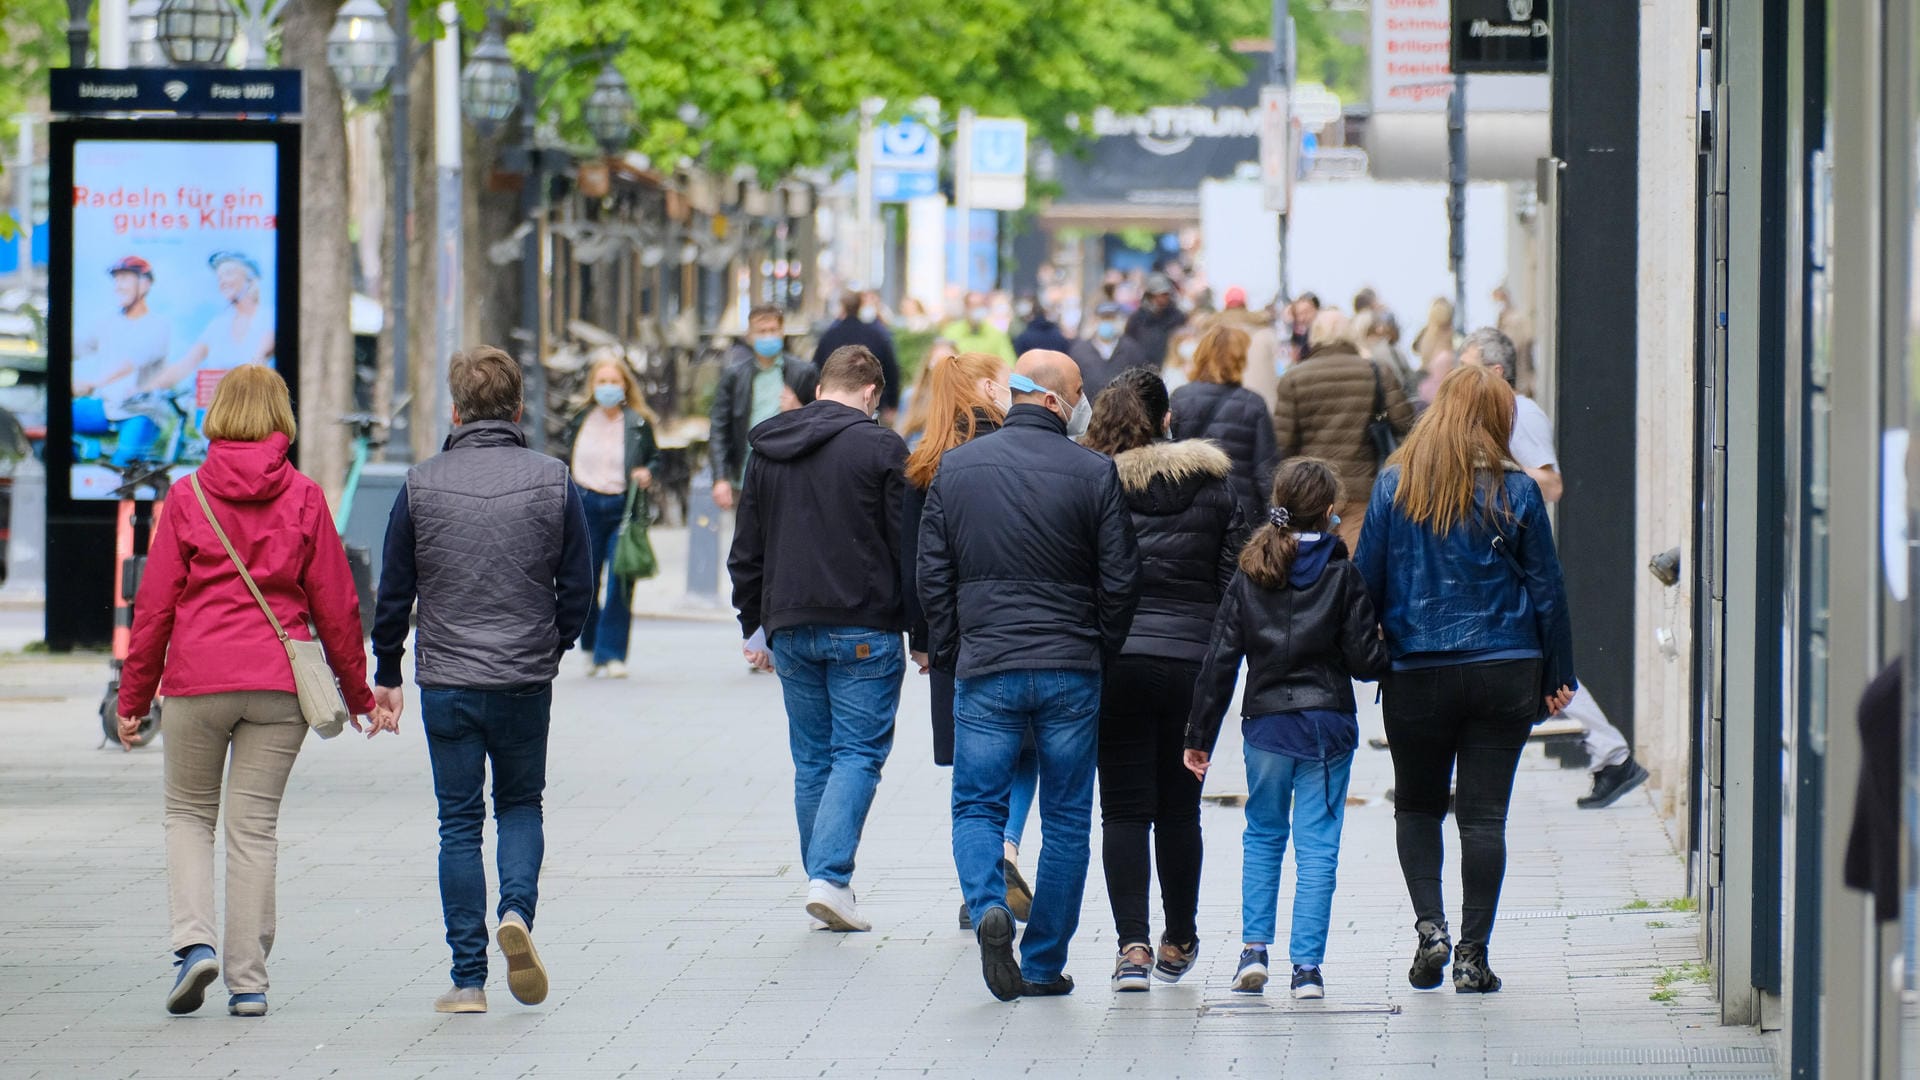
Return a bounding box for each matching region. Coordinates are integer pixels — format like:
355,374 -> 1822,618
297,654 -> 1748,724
434,986 -> 487,1013
497,911 -> 550,1005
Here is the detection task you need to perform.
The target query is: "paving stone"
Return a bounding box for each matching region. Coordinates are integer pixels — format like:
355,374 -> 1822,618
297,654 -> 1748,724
0,617 -> 1773,1077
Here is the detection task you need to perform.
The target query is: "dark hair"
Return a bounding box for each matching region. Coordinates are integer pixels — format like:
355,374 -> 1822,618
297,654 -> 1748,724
1083,367 -> 1168,456
840,291 -> 863,318
787,364 -> 820,405
450,345 -> 523,422
748,304 -> 784,329
1239,458 -> 1342,588
819,345 -> 883,395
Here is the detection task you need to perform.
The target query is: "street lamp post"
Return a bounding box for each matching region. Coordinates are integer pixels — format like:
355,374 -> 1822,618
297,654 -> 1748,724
327,0 -> 414,460
459,26 -> 633,452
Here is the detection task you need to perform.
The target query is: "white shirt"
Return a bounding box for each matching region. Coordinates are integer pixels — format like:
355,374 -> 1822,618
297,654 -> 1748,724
76,310 -> 171,419
1510,394 -> 1558,471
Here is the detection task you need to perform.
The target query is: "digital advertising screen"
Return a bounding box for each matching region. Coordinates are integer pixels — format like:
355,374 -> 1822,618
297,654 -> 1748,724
48,121 -> 301,504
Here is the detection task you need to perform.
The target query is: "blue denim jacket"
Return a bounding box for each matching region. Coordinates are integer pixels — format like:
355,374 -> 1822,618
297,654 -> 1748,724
1354,466 -> 1576,697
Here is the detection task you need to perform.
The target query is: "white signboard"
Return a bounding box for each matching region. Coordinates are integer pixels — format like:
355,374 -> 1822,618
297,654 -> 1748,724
1258,86 -> 1291,213
1371,0 -> 1549,113
874,119 -> 939,170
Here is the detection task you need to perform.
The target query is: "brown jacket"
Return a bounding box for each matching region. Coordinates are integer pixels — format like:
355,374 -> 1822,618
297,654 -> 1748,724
1272,341 -> 1415,501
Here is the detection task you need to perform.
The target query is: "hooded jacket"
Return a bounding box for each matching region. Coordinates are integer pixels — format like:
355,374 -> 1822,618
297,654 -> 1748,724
1111,440 -> 1248,663
1169,380 -> 1281,524
729,399 -> 909,637
1183,533 -> 1389,754
917,404 -> 1140,678
1271,340 -> 1415,501
1123,302 -> 1188,370
119,434 -> 376,719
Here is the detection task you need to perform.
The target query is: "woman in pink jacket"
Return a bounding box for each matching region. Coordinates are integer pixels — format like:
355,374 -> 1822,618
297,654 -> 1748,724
117,364 -> 383,1018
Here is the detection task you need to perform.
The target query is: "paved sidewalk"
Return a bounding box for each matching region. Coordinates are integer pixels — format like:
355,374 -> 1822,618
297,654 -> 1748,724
1,617 -> 1775,1079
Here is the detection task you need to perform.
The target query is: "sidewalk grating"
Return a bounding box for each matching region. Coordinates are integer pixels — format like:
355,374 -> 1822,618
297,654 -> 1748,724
1512,1046 -> 1776,1065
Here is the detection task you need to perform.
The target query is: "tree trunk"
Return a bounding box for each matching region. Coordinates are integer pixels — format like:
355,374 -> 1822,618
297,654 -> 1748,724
281,0 -> 352,506
465,125 -> 520,363
406,46 -> 438,462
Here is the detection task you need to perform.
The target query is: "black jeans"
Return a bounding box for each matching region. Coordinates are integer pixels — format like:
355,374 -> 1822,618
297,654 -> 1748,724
1098,654 -> 1204,947
1382,658 -> 1539,949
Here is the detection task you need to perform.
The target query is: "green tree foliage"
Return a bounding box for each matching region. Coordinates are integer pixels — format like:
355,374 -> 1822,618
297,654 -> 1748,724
504,0 -> 1272,178
0,0 -> 65,239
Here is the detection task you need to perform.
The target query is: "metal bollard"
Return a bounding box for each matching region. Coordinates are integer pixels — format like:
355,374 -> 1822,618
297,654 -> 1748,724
685,466 -> 721,600
0,453 -> 47,602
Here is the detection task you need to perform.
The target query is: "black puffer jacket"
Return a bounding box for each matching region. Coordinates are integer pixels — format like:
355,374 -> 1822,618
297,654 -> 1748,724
918,405 -> 1140,678
1169,380 -> 1280,523
1184,535 -> 1390,754
1111,439 -> 1248,663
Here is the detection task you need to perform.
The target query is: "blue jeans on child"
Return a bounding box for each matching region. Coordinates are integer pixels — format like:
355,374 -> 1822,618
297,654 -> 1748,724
576,486 -> 632,666
1242,745 -> 1354,965
770,625 -> 905,887
952,669 -> 1101,983
421,683 -> 552,989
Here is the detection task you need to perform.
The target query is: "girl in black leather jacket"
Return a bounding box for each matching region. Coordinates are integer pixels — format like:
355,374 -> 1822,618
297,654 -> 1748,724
1183,458 -> 1388,1000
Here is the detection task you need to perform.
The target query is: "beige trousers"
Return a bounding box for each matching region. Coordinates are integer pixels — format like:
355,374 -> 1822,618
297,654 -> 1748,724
163,690 -> 306,994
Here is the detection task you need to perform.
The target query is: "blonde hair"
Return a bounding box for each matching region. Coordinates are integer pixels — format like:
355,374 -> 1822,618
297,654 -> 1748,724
1307,309 -> 1351,350
905,352 -> 1007,489
1414,298 -> 1456,364
1388,363 -> 1516,534
1189,324 -> 1249,385
202,364 -> 297,442
586,356 -> 661,425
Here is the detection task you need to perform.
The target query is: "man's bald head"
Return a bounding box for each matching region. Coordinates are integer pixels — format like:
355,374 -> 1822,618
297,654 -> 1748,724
1014,350 -> 1082,405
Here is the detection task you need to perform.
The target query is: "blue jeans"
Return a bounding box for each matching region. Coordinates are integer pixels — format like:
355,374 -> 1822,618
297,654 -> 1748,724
1006,745 -> 1038,848
952,669 -> 1101,983
1242,745 -> 1353,966
576,486 -> 632,665
421,684 -> 552,989
770,626 -> 905,886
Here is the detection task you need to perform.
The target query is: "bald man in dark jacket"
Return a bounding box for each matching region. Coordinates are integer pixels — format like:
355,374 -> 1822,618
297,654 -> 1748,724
918,349 -> 1139,1002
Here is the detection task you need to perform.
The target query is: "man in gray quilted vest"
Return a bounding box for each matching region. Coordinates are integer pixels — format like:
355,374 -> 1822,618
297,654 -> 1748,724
371,345 -> 593,1015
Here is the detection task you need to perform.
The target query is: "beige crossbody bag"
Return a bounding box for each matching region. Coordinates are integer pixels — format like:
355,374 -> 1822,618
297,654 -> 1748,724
189,474 -> 349,739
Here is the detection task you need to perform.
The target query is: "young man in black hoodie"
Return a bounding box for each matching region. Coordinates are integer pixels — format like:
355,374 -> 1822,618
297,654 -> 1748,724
728,345 -> 908,933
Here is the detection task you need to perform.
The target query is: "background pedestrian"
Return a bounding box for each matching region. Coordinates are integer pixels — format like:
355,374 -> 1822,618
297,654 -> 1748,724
556,358 -> 660,679
1169,324 -> 1281,526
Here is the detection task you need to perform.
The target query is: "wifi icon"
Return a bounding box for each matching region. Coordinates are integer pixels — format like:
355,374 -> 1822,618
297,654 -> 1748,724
162,80 -> 188,102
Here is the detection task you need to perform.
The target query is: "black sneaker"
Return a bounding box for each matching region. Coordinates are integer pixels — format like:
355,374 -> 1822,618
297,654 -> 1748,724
1231,947 -> 1270,994
1112,944 -> 1153,992
1021,974 -> 1075,997
958,902 -> 973,931
1578,758 -> 1650,809
1290,965 -> 1325,1000
976,906 -> 1023,1002
1153,936 -> 1198,984
1408,920 -> 1452,989
1452,943 -> 1502,993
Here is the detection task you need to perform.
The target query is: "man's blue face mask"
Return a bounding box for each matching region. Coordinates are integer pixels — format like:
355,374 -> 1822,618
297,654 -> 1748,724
1009,373 -> 1091,438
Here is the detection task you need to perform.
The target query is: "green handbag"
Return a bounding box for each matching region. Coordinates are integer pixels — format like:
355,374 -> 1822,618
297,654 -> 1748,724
612,485 -> 658,583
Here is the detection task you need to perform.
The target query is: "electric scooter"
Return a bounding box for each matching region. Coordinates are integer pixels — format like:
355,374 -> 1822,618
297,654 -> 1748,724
100,459 -> 173,748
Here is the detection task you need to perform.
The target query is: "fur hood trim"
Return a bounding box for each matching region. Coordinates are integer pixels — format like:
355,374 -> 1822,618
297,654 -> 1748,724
1113,439 -> 1233,493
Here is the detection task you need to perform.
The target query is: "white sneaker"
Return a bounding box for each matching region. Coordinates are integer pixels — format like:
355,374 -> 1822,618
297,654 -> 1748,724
587,663 -> 605,678
604,660 -> 629,679
804,879 -> 871,932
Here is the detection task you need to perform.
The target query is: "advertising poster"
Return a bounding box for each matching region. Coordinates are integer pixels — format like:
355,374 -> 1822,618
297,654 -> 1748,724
65,138 -> 280,499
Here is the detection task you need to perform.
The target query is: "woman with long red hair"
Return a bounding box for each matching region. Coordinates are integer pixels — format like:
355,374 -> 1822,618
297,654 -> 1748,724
899,351 -> 1041,928
1354,363 -> 1576,995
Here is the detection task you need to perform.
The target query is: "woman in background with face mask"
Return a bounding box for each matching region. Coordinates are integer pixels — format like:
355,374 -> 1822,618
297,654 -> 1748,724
558,357 -> 662,678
